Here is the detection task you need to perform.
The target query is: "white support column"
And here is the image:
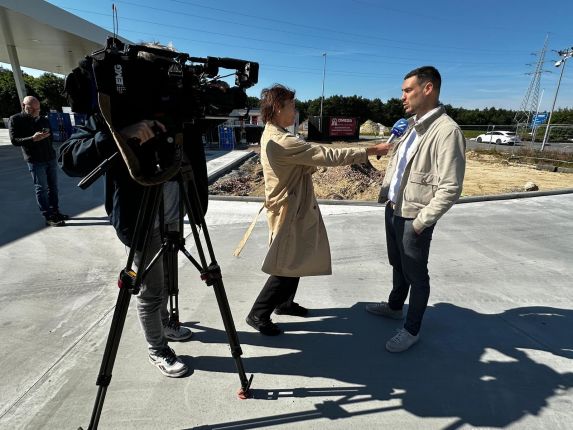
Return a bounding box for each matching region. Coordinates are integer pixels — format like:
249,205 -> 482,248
6,44 -> 27,103
0,8 -> 27,103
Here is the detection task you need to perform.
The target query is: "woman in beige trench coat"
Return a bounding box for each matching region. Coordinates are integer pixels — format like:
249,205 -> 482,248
246,84 -> 392,335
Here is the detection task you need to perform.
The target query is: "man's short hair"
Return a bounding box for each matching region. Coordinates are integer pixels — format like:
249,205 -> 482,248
405,66 -> 441,93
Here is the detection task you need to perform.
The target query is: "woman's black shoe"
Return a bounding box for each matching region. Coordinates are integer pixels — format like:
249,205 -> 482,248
274,302 -> 308,317
246,314 -> 282,336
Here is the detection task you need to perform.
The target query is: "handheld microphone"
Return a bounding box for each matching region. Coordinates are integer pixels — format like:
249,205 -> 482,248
377,118 -> 409,160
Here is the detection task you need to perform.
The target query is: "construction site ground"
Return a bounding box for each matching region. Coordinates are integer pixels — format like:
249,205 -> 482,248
209,141 -> 573,200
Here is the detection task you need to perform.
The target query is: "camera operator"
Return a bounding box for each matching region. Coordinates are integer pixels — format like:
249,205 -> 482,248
58,40 -> 213,378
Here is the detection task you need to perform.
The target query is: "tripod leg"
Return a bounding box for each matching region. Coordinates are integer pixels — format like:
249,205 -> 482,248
177,172 -> 253,397
84,186 -> 163,429
163,187 -> 188,327
164,229 -> 180,325
205,266 -> 253,398
87,270 -> 135,429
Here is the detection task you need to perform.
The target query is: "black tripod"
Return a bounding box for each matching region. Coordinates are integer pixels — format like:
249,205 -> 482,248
82,162 -> 252,430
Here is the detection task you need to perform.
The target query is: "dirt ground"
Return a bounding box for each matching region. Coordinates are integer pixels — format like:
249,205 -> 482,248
209,141 -> 573,200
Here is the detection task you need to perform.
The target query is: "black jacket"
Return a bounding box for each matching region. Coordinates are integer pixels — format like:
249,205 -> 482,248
58,114 -> 209,247
9,112 -> 55,163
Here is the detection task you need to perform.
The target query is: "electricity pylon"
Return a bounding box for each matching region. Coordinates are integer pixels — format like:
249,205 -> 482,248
514,35 -> 549,126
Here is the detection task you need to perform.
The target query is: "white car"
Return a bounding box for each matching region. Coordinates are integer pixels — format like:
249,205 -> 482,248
475,131 -> 521,145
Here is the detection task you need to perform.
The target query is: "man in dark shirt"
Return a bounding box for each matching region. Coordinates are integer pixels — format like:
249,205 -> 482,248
9,96 -> 68,226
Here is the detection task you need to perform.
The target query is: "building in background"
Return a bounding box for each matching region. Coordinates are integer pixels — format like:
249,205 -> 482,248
211,108 -> 299,149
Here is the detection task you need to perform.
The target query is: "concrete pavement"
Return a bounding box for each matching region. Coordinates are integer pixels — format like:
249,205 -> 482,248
0,134 -> 572,429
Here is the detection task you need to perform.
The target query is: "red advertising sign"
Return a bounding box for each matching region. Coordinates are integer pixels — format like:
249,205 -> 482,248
329,117 -> 356,136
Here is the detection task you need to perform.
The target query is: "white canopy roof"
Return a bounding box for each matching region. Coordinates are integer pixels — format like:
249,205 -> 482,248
0,0 -> 129,74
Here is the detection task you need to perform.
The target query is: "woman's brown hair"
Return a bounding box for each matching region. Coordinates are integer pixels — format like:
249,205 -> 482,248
260,84 -> 295,124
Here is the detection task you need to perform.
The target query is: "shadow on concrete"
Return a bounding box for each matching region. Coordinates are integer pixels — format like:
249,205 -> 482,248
0,144 -> 108,246
186,302 -> 573,429
0,144 -> 234,246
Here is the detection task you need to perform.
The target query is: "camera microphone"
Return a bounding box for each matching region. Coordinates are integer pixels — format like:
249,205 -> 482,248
377,118 -> 409,160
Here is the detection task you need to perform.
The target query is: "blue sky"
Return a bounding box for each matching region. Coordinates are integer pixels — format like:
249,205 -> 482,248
16,1 -> 573,110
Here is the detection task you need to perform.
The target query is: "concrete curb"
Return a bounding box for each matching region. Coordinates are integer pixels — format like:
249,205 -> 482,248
209,188 -> 573,206
207,150 -> 256,184
456,188 -> 573,204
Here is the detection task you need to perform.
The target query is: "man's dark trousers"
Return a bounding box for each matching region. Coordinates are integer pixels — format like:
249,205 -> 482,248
385,203 -> 435,336
27,158 -> 60,218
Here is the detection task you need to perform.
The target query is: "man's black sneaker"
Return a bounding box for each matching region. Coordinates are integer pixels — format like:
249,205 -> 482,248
55,212 -> 70,220
274,302 -> 309,317
45,216 -> 65,227
246,314 -> 282,336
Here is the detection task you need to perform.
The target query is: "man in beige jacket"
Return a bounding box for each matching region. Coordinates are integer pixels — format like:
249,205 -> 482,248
246,84 -> 391,335
366,66 -> 466,352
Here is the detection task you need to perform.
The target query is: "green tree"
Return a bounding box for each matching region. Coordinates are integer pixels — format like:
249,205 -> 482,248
367,98 -> 385,124
0,68 -> 66,119
246,95 -> 260,109
295,98 -> 309,122
31,73 -> 66,113
551,108 -> 573,124
306,98 -> 323,117
546,108 -> 573,141
0,67 -> 25,118
247,90 -> 568,131
381,98 -> 405,126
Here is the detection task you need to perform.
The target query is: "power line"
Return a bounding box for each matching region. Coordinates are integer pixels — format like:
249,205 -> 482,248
62,2 -> 531,57
72,9 -> 532,68
164,0 -> 530,54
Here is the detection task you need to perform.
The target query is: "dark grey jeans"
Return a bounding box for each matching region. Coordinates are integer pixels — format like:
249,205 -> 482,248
385,204 -> 435,336
133,223 -> 178,354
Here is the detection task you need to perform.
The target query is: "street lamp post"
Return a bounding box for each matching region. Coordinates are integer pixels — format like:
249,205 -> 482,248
541,47 -> 573,151
319,52 -> 326,133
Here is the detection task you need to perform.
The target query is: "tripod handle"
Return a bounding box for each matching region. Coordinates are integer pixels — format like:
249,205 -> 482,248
78,152 -> 120,189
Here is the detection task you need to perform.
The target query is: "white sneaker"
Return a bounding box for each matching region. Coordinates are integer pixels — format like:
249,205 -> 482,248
365,302 -> 404,319
386,328 -> 419,353
164,321 -> 193,341
149,347 -> 188,377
